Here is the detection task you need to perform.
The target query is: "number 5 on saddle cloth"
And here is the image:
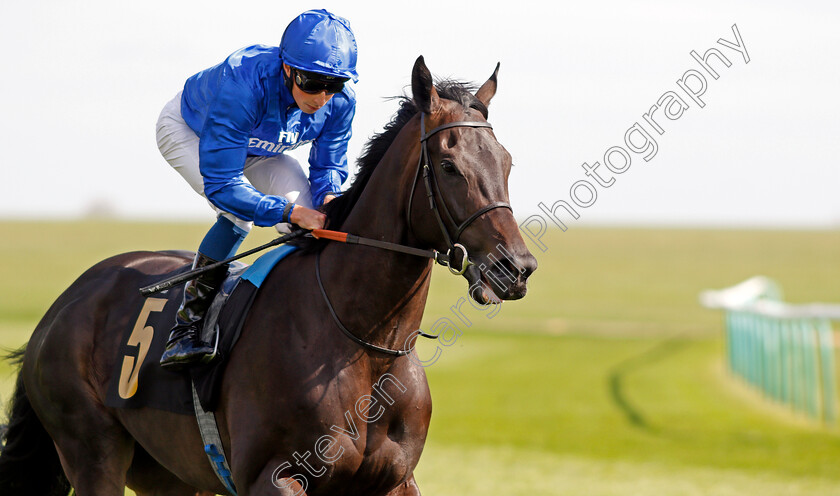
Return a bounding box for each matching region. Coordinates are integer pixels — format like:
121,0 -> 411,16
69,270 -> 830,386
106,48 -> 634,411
105,244 -> 298,415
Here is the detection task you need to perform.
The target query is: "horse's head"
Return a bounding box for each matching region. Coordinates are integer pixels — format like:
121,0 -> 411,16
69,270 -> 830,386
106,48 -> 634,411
407,56 -> 537,304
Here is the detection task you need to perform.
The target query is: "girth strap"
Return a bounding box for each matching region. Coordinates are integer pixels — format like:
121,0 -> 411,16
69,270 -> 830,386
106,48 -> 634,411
191,382 -> 237,495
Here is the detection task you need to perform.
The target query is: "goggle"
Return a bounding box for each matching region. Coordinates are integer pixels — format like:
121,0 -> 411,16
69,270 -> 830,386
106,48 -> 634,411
292,68 -> 349,95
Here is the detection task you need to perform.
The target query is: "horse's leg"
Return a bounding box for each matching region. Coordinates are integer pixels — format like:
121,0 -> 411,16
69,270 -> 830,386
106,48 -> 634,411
385,474 -> 422,496
239,461 -> 308,496
127,445 -> 211,496
23,281 -> 136,495
50,421 -> 134,495
40,389 -> 135,495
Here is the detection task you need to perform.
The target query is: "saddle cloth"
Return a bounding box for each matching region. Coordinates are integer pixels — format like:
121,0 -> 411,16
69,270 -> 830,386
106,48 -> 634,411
105,244 -> 298,414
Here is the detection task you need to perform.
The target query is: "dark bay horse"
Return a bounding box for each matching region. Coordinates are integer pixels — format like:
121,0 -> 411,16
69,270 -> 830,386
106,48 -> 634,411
0,56 -> 536,496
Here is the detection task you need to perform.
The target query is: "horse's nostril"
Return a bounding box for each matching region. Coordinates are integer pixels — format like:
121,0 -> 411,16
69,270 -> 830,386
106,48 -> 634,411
521,255 -> 537,279
492,254 -> 535,281
500,254 -> 536,280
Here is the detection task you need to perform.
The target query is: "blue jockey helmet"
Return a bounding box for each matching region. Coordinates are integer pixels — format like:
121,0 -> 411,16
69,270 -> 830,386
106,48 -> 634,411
280,9 -> 359,82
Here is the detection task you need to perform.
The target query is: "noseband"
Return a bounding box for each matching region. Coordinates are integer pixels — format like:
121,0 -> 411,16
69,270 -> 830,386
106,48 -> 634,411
406,113 -> 512,275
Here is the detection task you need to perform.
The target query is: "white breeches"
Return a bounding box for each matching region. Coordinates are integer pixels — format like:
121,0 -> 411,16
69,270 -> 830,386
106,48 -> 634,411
155,92 -> 313,233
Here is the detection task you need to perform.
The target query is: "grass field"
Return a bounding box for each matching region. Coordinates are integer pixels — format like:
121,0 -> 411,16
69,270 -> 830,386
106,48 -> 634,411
1,221 -> 839,495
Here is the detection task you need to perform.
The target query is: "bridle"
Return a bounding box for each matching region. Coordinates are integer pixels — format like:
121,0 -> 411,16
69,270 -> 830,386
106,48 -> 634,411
316,112 -> 512,356
406,113 -> 512,275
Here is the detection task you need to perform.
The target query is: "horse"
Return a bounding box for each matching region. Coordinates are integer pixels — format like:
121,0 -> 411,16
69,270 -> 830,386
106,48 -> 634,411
0,56 -> 537,496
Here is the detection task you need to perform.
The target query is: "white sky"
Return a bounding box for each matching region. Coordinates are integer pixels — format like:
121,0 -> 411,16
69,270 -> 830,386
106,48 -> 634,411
1,1 -> 838,228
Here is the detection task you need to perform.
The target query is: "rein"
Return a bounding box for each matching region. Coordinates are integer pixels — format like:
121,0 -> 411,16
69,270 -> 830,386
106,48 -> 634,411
311,228 -> 450,265
315,112 -> 512,357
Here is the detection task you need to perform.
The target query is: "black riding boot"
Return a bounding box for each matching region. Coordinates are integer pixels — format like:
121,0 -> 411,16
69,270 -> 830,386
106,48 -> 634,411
159,253 -> 228,371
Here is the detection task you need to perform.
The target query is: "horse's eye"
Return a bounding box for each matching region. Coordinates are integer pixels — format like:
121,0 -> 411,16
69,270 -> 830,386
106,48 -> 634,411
440,160 -> 457,174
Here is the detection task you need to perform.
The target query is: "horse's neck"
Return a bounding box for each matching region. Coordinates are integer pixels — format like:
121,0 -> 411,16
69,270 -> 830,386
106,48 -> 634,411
317,121 -> 433,352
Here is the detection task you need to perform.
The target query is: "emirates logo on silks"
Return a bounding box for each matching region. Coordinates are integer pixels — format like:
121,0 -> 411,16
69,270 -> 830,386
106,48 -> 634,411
249,133 -> 311,154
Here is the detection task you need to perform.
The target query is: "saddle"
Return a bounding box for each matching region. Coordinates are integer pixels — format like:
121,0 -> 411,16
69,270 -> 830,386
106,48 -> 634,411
105,244 -> 298,414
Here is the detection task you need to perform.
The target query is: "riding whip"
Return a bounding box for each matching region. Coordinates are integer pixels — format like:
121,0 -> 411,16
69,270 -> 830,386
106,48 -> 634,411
139,229 -> 308,296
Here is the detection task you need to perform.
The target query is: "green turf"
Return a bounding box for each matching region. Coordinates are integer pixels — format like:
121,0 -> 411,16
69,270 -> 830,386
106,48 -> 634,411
1,221 -> 838,495
414,333 -> 840,495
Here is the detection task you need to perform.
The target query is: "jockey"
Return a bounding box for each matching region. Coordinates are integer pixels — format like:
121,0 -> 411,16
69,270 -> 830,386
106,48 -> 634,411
155,9 -> 359,370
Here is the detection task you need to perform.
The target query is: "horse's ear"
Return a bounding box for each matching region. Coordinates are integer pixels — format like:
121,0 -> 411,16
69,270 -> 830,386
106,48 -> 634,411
475,62 -> 500,107
412,56 -> 439,114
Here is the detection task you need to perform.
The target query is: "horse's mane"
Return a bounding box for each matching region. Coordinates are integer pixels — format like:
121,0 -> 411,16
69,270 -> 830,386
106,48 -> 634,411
321,79 -> 488,231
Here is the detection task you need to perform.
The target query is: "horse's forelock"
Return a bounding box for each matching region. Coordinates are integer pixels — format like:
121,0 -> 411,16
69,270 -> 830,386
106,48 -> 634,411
435,80 -> 488,119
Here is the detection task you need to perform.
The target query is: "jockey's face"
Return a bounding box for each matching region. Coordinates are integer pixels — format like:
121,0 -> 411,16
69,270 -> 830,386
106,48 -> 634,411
283,64 -> 334,114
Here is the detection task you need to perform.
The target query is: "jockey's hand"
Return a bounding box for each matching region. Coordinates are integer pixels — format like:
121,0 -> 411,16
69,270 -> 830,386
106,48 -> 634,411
290,205 -> 327,230
323,194 -> 337,205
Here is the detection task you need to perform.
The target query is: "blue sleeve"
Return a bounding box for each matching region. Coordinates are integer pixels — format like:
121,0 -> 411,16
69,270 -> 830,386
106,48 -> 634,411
198,71 -> 293,226
308,97 -> 354,206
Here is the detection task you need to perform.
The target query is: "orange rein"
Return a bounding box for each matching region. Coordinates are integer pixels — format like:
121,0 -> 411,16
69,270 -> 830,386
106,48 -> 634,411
310,229 -> 348,243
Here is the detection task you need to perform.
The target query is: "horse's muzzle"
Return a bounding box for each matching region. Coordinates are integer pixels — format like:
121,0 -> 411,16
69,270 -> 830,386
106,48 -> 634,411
464,251 -> 537,304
